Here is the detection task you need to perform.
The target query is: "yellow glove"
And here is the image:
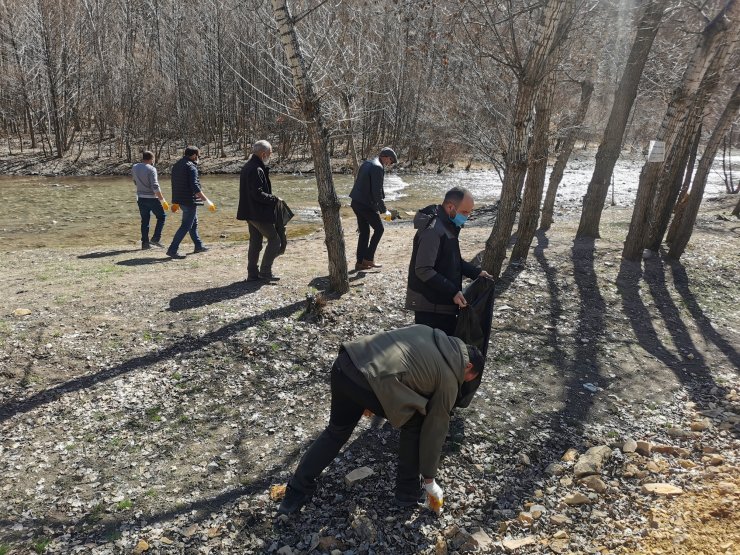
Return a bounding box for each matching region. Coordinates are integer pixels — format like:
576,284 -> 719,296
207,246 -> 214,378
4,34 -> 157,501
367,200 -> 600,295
207,200 -> 217,212
161,200 -> 170,211
424,480 -> 444,514
171,203 -> 180,213
384,210 -> 392,222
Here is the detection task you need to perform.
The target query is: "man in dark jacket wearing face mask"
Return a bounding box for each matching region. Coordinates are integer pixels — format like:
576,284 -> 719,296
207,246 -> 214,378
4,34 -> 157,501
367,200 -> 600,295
405,187 -> 492,335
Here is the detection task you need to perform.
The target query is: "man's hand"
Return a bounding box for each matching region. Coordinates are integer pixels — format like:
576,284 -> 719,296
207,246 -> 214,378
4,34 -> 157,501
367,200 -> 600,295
161,200 -> 170,211
453,291 -> 468,308
171,203 -> 180,213
206,200 -> 217,212
424,480 -> 444,513
478,270 -> 493,280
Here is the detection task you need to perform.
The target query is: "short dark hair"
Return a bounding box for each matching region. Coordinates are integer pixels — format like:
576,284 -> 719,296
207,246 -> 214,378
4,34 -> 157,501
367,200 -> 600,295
466,344 -> 484,377
184,146 -> 200,157
444,186 -> 470,206
142,150 -> 154,161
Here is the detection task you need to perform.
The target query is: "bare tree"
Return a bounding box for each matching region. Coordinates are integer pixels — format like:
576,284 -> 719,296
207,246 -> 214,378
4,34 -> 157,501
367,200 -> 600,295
270,0 -> 349,293
667,80 -> 740,258
575,0 -> 669,239
623,0 -> 740,260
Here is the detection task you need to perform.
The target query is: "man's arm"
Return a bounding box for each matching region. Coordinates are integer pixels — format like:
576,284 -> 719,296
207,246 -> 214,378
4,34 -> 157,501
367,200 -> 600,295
248,168 -> 278,206
417,382 -> 457,479
369,164 -> 387,213
149,167 -> 164,201
414,228 -> 458,299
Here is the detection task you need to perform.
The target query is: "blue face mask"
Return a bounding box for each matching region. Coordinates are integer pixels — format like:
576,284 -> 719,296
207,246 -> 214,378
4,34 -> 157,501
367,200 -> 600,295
450,213 -> 468,227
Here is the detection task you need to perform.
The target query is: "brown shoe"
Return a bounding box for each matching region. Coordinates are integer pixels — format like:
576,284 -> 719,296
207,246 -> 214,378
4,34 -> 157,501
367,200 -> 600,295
362,259 -> 382,268
355,261 -> 371,271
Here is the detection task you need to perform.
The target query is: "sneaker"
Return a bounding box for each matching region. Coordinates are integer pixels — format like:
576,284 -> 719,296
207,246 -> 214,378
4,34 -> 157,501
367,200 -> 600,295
259,272 -> 280,281
193,246 -> 210,254
166,251 -> 186,259
141,243 -> 151,250
150,241 -> 164,248
277,485 -> 309,515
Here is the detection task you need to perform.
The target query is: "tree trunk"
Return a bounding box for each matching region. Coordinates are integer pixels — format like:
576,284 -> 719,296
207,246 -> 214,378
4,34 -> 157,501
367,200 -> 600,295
645,11 -> 738,251
540,77 -> 594,230
340,91 -> 359,175
511,74 -> 556,262
481,0 -> 574,279
665,122 -> 702,244
667,80 -> 740,258
576,0 -> 667,239
271,0 -> 349,293
623,0 -> 740,260
733,195 -> 740,217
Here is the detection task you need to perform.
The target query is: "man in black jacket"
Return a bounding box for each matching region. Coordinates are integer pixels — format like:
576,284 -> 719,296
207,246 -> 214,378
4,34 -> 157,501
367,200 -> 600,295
237,140 -> 281,281
405,187 -> 492,335
166,146 -> 214,259
349,147 -> 397,271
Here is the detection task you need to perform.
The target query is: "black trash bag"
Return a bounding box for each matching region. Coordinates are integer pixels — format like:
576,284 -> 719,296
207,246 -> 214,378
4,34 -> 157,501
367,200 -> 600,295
276,200 -> 294,255
454,276 -> 495,408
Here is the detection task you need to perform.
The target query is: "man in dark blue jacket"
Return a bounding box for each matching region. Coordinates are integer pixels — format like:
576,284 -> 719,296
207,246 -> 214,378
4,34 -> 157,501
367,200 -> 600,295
236,140 -> 282,281
349,147 -> 397,271
166,146 -> 214,259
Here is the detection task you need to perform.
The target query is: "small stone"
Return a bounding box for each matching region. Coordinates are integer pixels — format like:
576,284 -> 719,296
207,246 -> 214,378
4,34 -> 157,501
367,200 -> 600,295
718,482 -> 737,494
678,459 -> 697,469
502,536 -> 536,552
518,512 -> 534,525
636,441 -> 652,456
470,529 -> 494,550
517,452 -> 531,466
580,475 -> 607,493
622,438 -> 637,453
646,461 -> 660,473
351,515 -> 377,542
133,540 -> 149,554
561,448 -> 579,462
709,454 -> 724,466
690,419 -> 711,431
530,504 -> 547,519
550,514 -> 570,525
160,538 -> 173,545
443,524 -> 460,539
563,492 -> 590,505
183,524 -> 198,537
550,539 -> 569,554
344,466 -> 374,486
277,547 -> 293,555
545,462 -> 565,476
13,308 -> 32,317
331,551 -> 342,555
435,535 -> 448,555
641,483 -> 684,497
666,427 -> 692,439
559,476 -> 573,487
553,530 -> 568,539
573,445 -> 612,478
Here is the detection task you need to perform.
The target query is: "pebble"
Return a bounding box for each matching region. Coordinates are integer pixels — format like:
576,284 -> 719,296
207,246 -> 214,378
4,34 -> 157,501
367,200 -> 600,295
561,448 -> 579,462
579,475 -> 607,493
690,419 -> 711,431
344,466 -> 374,485
641,483 -> 684,497
636,441 -> 652,456
622,438 -> 637,453
502,536 -> 536,552
563,492 -> 590,505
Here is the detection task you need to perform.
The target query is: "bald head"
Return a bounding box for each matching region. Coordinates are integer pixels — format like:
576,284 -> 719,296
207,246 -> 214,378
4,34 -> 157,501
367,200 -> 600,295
443,187 -> 474,219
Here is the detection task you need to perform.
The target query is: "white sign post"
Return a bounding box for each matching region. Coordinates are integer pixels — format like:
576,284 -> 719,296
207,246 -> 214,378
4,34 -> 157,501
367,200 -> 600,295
648,140 -> 665,162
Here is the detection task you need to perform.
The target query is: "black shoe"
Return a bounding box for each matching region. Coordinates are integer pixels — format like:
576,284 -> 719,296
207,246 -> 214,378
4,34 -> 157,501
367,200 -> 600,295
193,246 -> 210,254
395,489 -> 425,507
142,243 -> 151,250
150,241 -> 164,248
166,250 -> 186,259
259,272 -> 280,281
277,486 -> 309,515
246,275 -> 262,282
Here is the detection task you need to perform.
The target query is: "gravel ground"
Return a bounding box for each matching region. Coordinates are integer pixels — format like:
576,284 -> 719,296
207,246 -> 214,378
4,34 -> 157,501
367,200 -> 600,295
1,197 -> 738,554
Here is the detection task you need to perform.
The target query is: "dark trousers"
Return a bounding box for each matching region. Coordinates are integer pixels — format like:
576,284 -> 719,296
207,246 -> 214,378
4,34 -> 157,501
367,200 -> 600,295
137,198 -> 166,244
289,352 -> 423,497
414,311 -> 458,336
247,220 -> 282,277
351,201 -> 384,263
168,205 -> 202,253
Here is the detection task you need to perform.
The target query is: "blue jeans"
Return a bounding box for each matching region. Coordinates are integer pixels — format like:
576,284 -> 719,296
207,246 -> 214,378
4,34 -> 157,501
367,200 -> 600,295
167,205 -> 202,253
137,198 -> 166,244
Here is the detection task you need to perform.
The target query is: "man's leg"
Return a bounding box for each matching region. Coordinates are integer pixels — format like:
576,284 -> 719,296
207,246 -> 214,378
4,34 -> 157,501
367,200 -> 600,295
137,199 -> 151,247
351,203 -> 370,265
396,412 -> 424,502
150,199 -> 166,243
414,311 -> 458,336
249,220 -> 281,276
283,355 -> 385,512
187,207 -> 204,249
246,222 -> 264,279
364,209 -> 385,263
167,205 -> 196,256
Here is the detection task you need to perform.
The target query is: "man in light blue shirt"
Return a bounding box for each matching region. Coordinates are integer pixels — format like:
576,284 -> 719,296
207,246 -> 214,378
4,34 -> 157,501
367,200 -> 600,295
132,151 -> 168,249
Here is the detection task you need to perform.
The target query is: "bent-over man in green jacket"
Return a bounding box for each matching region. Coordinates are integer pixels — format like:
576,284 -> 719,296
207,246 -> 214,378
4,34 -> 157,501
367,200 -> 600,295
278,324 -> 483,515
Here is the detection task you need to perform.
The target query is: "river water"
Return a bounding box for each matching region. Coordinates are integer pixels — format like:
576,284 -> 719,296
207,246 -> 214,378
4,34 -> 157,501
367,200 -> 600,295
0,156 -> 732,249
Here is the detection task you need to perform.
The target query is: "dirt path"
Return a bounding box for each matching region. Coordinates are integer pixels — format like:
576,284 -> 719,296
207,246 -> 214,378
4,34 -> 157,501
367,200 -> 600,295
0,199 -> 738,554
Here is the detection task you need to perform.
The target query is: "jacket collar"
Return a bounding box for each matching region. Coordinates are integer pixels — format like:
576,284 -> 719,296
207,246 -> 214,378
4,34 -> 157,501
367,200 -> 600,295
436,204 -> 461,236
250,154 -> 270,174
